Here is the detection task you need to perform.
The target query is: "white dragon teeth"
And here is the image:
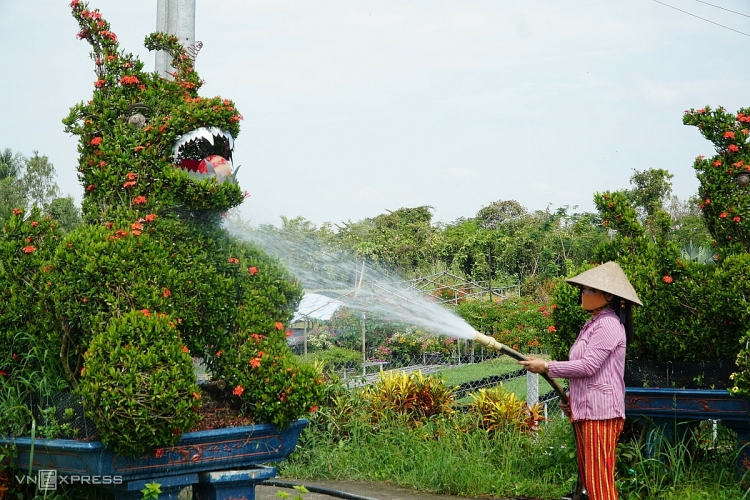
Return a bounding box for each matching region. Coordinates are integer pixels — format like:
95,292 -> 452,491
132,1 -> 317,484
172,127 -> 234,159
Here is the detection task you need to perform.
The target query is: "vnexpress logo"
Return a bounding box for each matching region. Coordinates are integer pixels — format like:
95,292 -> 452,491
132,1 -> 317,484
15,470 -> 122,490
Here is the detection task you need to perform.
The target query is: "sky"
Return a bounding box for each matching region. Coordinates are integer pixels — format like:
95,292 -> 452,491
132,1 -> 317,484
2,0 -> 750,227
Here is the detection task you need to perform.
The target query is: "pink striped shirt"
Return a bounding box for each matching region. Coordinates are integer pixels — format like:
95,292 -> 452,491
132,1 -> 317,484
547,308 -> 626,421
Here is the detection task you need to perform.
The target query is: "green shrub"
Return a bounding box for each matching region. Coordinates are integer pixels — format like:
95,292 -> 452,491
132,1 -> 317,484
220,324 -> 325,429
466,386 -> 545,434
456,296 -> 552,353
360,371 -> 457,423
78,310 -> 201,457
303,347 -> 362,374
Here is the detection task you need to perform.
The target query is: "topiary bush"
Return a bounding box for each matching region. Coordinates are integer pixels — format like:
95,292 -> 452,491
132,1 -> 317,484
78,310 -> 200,456
0,0 -> 322,456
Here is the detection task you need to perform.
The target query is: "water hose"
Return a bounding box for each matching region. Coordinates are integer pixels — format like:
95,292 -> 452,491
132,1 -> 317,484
473,332 -> 585,500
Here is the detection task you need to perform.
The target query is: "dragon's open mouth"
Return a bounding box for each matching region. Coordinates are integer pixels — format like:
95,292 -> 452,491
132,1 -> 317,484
172,127 -> 239,183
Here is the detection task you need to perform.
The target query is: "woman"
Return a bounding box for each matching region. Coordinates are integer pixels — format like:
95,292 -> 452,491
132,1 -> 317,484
519,261 -> 642,500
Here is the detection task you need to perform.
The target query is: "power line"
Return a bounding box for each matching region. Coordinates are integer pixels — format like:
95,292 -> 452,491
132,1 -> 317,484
695,0 -> 750,18
652,0 -> 750,37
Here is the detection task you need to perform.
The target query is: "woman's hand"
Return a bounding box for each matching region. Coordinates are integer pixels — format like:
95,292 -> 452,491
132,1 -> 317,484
517,356 -> 548,374
558,401 -> 571,418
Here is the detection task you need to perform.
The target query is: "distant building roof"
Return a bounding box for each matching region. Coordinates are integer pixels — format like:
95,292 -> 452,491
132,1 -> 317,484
292,292 -> 345,322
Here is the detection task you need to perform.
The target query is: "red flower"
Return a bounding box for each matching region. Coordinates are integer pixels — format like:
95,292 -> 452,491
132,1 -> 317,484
724,131 -> 736,139
12,208 -> 22,216
547,325 -> 556,333
228,257 -> 239,264
86,184 -> 96,192
105,221 -> 114,229
233,385 -> 245,396
133,196 -> 147,205
249,358 -> 261,368
182,346 -> 189,353
134,145 -> 145,152
720,212 -> 728,219
248,266 -> 258,275
22,246 -> 36,254
130,222 -> 143,231
216,350 -> 223,357
163,288 -> 171,298
123,181 -> 136,189
733,216 -> 742,222
126,172 -> 138,181
154,448 -> 165,459
662,275 -> 673,284
141,309 -> 151,317
728,144 -> 740,153
90,136 -> 102,146
309,405 -> 319,413
144,213 -> 157,222
275,321 -> 284,330
713,160 -> 722,167
31,221 -> 38,227
120,75 -> 140,85
94,79 -> 106,88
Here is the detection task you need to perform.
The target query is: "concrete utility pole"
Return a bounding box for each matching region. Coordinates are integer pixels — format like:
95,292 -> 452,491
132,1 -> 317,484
155,0 -> 196,78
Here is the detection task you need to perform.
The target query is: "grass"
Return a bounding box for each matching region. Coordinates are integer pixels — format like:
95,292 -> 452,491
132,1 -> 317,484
279,376 -> 750,500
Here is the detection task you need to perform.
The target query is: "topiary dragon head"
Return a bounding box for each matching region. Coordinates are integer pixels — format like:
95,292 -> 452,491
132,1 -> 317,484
64,0 -> 246,222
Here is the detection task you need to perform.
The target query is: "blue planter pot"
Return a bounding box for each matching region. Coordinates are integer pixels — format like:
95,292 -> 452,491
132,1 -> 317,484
0,419 -> 307,500
625,387 -> 750,472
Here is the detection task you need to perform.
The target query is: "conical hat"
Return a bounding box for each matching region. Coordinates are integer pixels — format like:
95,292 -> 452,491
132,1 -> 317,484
566,261 -> 643,306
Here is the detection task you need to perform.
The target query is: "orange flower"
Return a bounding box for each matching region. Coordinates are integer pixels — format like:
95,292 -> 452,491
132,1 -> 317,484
134,145 -> 145,152
154,448 -> 165,459
131,222 -> 143,231
662,275 -> 673,284
248,266 -> 258,275
90,136 -> 102,146
728,144 -> 740,153
105,221 -> 114,228
724,131 -> 736,139
233,385 -> 245,396
228,257 -> 239,264
713,160 -> 722,167
133,196 -> 147,205
181,346 -> 189,353
126,172 -> 138,181
309,405 -> 319,413
720,212 -> 728,219
120,75 -> 140,85
123,181 -> 136,189
275,321 -> 284,330
144,213 -> 157,222
163,288 -> 171,298
141,309 -> 151,317
22,246 -> 36,254
216,350 -> 223,357
547,325 -> 556,333
192,391 -> 201,400
249,358 -> 261,368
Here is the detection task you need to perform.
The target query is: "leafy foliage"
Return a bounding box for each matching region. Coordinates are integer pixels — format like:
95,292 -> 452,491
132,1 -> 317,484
78,310 -> 201,456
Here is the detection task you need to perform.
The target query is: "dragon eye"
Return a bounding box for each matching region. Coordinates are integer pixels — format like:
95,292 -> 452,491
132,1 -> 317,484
126,103 -> 151,128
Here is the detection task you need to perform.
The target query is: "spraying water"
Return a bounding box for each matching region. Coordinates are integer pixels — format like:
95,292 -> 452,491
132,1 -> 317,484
227,222 -> 569,401
228,223 -> 480,340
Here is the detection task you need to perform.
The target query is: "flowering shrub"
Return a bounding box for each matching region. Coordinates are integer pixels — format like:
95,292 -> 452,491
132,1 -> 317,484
79,310 -> 201,456
219,326 -> 325,428
455,296 -> 552,353
375,329 -> 431,365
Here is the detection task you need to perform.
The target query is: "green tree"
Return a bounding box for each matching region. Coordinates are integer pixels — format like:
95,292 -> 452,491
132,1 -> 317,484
626,168 -> 674,220
0,148 -> 26,222
47,196 -> 82,233
20,151 -> 60,212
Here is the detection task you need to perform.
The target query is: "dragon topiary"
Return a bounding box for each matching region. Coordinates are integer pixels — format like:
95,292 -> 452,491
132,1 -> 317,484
0,0 -> 323,457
